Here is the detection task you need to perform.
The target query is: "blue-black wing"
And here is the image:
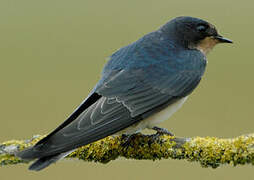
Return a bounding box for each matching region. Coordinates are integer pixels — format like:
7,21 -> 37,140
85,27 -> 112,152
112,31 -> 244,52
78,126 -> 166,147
18,60 -> 205,161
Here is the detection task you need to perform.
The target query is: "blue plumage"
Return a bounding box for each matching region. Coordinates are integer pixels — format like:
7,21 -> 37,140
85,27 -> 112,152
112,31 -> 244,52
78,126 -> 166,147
17,16 -> 232,171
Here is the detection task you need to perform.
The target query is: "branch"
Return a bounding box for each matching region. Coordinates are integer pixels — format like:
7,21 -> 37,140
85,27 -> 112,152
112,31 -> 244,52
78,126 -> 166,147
1,133 -> 254,168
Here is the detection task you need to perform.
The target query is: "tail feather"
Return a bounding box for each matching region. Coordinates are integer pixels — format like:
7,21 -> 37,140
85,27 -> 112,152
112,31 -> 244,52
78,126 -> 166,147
28,153 -> 63,171
16,146 -> 39,160
17,146 -> 74,171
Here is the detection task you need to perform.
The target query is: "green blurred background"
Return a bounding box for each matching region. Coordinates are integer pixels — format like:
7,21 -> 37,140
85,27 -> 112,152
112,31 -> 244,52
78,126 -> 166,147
0,0 -> 253,179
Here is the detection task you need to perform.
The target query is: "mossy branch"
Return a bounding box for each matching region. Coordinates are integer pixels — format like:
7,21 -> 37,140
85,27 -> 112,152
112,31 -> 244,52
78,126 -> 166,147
1,133 -> 254,168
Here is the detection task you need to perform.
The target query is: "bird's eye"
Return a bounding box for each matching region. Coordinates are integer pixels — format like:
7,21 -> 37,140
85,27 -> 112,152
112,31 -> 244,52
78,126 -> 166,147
196,24 -> 208,32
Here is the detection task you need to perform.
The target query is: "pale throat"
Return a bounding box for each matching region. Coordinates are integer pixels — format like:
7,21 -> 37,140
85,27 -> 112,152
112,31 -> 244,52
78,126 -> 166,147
196,37 -> 219,55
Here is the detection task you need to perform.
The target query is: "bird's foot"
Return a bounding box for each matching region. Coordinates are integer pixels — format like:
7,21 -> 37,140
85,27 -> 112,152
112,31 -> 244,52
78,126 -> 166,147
149,127 -> 174,143
152,126 -> 174,136
121,134 -> 137,149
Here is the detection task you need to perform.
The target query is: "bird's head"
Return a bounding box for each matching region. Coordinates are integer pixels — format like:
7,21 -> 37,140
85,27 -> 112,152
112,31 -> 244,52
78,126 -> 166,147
160,16 -> 232,55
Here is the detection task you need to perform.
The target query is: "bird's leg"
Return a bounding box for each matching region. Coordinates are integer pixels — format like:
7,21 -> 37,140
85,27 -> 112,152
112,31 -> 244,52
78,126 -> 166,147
149,126 -> 174,143
152,126 -> 174,136
121,127 -> 174,147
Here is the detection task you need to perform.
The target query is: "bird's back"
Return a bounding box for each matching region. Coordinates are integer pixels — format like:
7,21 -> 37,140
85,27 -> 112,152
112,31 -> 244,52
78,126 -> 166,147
17,18 -> 209,171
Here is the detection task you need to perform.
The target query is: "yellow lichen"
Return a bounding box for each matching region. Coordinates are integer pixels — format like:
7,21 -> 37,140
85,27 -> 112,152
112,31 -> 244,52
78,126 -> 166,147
0,133 -> 253,168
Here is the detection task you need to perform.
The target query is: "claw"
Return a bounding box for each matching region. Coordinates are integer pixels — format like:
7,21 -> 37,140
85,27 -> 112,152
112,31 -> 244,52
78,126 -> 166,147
121,134 -> 137,149
147,127 -> 174,146
148,133 -> 161,144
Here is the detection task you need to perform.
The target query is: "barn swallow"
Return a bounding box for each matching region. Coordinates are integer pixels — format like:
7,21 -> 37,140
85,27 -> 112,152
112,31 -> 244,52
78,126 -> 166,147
17,16 -> 232,171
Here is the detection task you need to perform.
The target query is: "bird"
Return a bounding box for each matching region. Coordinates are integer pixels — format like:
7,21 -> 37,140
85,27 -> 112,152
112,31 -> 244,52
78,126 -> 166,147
17,16 -> 232,171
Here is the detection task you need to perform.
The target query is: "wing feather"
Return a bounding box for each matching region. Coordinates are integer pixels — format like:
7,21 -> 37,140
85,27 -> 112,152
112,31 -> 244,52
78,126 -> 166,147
30,66 -> 203,158
23,46 -> 206,159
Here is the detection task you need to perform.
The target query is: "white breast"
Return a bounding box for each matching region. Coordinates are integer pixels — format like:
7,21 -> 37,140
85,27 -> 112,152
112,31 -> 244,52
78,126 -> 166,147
119,96 -> 188,134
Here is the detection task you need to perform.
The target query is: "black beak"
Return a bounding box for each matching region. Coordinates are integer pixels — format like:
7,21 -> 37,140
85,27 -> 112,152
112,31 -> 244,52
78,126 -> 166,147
214,35 -> 233,43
